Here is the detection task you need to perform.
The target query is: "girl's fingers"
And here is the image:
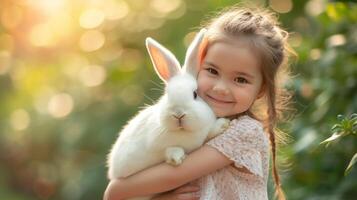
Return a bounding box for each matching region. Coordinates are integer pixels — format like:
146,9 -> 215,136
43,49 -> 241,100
153,192 -> 200,200
178,192 -> 200,200
173,183 -> 200,194
152,183 -> 200,200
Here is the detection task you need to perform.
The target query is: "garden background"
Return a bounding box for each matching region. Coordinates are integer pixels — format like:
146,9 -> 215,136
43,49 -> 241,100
0,0 -> 356,199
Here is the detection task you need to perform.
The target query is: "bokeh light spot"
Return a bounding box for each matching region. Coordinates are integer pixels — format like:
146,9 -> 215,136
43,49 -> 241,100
269,0 -> 293,13
48,93 -> 74,118
0,51 -> 11,75
79,30 -> 105,52
327,34 -> 346,47
29,0 -> 67,15
310,48 -> 321,60
79,65 -> 107,87
150,0 -> 182,14
104,0 -> 130,20
79,8 -> 105,29
29,23 -> 56,47
305,0 -> 326,16
10,109 -> 31,131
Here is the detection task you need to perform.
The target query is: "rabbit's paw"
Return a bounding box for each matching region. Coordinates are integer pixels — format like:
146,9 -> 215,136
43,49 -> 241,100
165,147 -> 186,166
207,118 -> 231,140
216,118 -> 230,132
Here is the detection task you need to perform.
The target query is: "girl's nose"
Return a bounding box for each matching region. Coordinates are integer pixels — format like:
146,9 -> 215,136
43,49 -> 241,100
212,80 -> 229,95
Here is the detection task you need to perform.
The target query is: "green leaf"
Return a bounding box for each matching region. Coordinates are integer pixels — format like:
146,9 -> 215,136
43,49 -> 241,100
331,124 -> 342,131
320,132 -> 344,147
351,113 -> 357,119
337,114 -> 344,121
345,153 -> 357,175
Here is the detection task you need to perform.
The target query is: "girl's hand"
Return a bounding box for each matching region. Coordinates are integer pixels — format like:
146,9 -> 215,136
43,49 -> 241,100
152,183 -> 200,200
103,180 -> 124,200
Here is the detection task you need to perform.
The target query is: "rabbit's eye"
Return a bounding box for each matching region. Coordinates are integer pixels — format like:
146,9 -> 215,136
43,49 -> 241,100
193,91 -> 198,99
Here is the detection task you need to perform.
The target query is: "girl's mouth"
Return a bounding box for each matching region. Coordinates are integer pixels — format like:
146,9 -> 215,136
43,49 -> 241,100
206,94 -> 234,105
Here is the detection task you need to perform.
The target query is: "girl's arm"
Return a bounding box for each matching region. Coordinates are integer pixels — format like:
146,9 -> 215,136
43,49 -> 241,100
104,145 -> 234,200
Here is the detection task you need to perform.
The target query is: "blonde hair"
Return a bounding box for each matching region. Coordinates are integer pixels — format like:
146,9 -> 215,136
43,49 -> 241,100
202,6 -> 295,200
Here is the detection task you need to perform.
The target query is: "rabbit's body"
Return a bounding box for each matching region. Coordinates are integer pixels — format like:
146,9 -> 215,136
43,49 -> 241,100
108,91 -> 216,179
106,29 -> 229,200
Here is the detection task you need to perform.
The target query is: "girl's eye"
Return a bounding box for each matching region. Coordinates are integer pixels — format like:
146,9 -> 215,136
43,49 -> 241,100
193,90 -> 198,99
234,77 -> 248,84
206,68 -> 218,75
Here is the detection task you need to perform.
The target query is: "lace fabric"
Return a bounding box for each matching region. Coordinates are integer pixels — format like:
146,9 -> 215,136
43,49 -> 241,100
196,115 -> 270,200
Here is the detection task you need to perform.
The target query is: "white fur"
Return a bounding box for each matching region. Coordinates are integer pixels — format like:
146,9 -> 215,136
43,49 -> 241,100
107,29 -> 229,200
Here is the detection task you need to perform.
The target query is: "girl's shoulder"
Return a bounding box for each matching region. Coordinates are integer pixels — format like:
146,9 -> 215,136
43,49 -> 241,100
230,115 -> 264,132
226,115 -> 269,149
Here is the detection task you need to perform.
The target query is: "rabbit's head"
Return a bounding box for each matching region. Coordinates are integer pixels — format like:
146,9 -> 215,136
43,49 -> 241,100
146,29 -> 215,133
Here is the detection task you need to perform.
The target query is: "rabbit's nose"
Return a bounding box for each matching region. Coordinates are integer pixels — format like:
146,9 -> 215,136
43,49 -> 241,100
173,113 -> 185,120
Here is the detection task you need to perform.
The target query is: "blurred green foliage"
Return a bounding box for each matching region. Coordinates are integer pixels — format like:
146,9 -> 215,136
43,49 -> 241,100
319,114 -> 356,175
0,0 -> 356,200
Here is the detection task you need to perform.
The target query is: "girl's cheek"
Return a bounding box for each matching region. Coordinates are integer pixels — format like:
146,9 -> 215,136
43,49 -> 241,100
198,76 -> 212,91
197,72 -> 207,87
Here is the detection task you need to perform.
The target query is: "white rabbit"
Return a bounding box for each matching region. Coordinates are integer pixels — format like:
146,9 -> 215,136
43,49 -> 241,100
107,29 -> 230,200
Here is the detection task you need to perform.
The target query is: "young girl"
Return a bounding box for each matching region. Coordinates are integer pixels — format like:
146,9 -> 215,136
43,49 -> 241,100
104,5 -> 294,200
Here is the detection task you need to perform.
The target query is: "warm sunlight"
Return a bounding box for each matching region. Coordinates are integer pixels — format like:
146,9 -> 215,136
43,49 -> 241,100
28,0 -> 68,16
1,0 -> 355,199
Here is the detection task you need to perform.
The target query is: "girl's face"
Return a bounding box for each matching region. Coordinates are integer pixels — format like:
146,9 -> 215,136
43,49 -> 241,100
197,39 -> 263,117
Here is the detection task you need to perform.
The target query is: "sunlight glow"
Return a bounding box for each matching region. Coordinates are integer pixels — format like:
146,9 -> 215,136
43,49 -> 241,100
28,0 -> 67,15
0,34 -> 14,54
28,12 -> 74,47
29,23 -> 56,47
1,5 -> 23,30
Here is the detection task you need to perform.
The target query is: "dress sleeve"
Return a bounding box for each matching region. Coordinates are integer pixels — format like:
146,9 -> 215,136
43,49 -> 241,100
206,116 -> 269,178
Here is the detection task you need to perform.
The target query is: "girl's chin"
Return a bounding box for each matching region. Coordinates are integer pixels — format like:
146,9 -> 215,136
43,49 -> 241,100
211,108 -> 228,118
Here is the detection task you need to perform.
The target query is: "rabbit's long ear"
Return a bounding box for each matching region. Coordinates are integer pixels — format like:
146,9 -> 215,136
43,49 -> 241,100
183,29 -> 208,77
146,38 -> 181,83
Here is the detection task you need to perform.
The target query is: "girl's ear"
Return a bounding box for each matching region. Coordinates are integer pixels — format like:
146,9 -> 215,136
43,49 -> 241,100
183,29 -> 208,77
146,38 -> 181,83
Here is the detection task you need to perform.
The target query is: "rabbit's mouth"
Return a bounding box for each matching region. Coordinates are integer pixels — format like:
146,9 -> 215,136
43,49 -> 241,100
171,125 -> 187,132
176,120 -> 186,130
174,120 -> 192,132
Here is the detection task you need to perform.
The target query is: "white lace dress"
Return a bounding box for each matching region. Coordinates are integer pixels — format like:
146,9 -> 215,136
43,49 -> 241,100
196,115 -> 270,200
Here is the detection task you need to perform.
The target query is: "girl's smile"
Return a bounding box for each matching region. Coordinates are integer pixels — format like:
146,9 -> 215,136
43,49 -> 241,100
197,38 -> 264,117
205,94 -> 234,106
